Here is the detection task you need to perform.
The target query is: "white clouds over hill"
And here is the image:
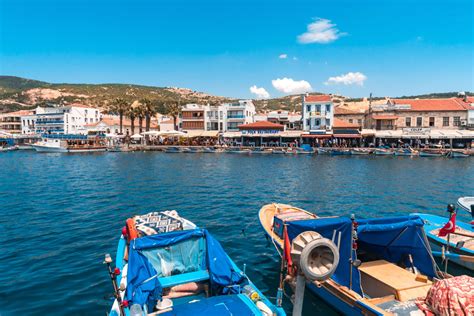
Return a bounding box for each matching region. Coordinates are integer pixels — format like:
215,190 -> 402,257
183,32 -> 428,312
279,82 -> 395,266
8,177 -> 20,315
298,18 -> 346,44
272,77 -> 312,94
325,72 -> 367,86
249,85 -> 270,99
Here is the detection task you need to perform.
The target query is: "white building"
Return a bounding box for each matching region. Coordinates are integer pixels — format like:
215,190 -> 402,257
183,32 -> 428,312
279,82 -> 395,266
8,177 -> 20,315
302,94 -> 334,133
204,100 -> 256,132
21,104 -> 102,135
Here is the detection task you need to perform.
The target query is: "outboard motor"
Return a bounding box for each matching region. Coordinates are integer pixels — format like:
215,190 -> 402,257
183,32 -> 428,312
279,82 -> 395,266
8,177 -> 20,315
290,231 -> 340,316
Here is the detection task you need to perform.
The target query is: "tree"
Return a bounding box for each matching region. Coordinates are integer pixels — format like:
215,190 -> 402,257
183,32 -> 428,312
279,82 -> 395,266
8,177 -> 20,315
132,100 -> 145,133
140,98 -> 155,132
165,101 -> 181,131
108,98 -> 129,135
126,106 -> 136,135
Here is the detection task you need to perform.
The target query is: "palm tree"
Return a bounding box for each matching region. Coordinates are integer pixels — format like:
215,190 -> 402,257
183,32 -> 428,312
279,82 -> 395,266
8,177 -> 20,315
108,98 -> 128,135
132,100 -> 145,133
165,101 -> 181,131
140,98 -> 156,132
126,106 -> 136,135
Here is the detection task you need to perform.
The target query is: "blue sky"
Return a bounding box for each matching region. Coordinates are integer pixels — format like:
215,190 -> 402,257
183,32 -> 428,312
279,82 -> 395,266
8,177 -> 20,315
0,0 -> 472,98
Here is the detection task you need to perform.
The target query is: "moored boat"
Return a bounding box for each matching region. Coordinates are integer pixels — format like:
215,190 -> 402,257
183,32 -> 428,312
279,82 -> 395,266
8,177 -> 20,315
250,147 -> 272,154
414,212 -> 474,271
31,134 -> 106,153
394,148 -> 419,156
448,150 -> 470,158
164,146 -> 181,153
330,148 -> 351,155
106,210 -> 285,316
350,148 -> 371,155
316,148 -> 330,155
374,148 -> 394,155
259,203 -> 457,316
225,147 -> 250,154
271,148 -> 286,154
419,149 -> 446,157
457,197 -> 474,217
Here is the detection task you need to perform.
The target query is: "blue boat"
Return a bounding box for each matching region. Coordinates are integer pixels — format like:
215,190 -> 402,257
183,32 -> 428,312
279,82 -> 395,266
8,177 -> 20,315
259,204 -> 448,316
164,146 -> 181,153
413,212 -> 474,271
106,211 -> 285,316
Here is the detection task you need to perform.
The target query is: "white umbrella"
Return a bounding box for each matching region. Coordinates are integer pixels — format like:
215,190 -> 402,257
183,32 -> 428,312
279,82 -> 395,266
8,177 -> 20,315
131,133 -> 143,139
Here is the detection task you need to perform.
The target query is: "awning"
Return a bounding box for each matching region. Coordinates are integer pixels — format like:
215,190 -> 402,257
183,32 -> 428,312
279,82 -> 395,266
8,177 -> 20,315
375,130 -> 403,138
280,131 -> 303,138
302,134 -> 333,139
131,133 -> 143,139
361,129 -> 376,136
184,130 -> 204,138
222,132 -> 242,138
201,131 -> 219,137
333,134 -> 362,138
242,133 -> 281,138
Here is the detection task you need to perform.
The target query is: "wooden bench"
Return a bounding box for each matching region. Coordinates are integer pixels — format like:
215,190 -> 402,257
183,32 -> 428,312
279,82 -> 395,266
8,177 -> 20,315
358,260 -> 432,301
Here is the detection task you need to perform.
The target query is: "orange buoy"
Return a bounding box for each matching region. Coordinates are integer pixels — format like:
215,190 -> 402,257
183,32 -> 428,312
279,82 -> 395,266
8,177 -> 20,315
126,218 -> 139,241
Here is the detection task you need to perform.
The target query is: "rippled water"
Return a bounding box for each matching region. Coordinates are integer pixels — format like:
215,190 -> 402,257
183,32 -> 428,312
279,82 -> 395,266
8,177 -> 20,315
0,151 -> 473,315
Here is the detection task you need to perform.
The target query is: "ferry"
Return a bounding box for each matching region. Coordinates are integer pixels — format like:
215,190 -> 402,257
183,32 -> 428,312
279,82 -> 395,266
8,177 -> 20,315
105,210 -> 285,316
31,134 -> 106,153
258,203 -> 470,316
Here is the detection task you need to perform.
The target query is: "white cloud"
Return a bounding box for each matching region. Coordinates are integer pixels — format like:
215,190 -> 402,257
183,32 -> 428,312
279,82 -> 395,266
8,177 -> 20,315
325,72 -> 367,86
249,85 -> 270,99
297,18 -> 345,44
271,77 -> 312,94
279,54 -> 288,59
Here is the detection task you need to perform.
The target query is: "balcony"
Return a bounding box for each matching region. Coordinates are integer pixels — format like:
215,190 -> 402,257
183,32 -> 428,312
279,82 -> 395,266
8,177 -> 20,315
227,115 -> 245,119
308,111 -> 324,117
36,120 -> 64,125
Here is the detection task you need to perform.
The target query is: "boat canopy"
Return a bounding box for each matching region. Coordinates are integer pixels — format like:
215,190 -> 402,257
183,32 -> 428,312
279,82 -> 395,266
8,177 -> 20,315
356,215 -> 437,278
287,215 -> 437,297
287,216 -> 363,295
126,228 -> 246,307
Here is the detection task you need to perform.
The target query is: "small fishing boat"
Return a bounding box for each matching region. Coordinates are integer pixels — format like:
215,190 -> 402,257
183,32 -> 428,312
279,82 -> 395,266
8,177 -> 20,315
350,148 -> 371,155
374,148 -> 394,155
414,212 -> 474,271
316,148 -> 330,155
448,150 -> 470,158
186,147 -> 202,153
272,148 -> 286,154
225,147 -> 250,154
330,148 -> 351,156
250,147 -> 272,154
202,147 -> 217,153
164,146 -> 181,153
419,149 -> 446,157
457,197 -> 474,217
0,145 -> 18,152
259,203 -> 457,316
394,148 -> 418,156
106,210 -> 285,316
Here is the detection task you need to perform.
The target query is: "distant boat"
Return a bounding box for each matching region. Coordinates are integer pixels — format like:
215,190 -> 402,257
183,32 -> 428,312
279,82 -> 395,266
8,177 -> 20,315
250,147 -> 272,154
271,148 -> 286,154
259,204 -> 450,315
413,212 -> 474,271
448,151 -> 470,158
106,210 -> 285,316
316,148 -> 330,155
374,148 -> 393,155
31,135 -> 106,153
419,150 -> 446,157
0,146 -> 18,152
330,148 -> 351,156
225,147 -> 250,154
164,146 -> 181,153
202,147 -> 217,153
350,148 -> 371,155
394,148 -> 418,156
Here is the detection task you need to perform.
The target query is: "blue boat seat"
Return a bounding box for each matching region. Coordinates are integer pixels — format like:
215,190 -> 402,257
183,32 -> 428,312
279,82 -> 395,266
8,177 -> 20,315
160,270 -> 210,288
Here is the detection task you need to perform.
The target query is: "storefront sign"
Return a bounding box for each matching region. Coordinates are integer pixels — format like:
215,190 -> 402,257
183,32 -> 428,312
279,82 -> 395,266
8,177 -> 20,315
403,128 -> 430,135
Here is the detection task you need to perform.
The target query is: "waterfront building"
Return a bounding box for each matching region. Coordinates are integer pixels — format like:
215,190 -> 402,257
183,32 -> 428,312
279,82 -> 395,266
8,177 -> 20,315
302,94 -> 334,133
256,110 -> 302,130
21,105 -> 102,135
181,100 -> 256,133
0,110 -> 33,134
237,121 -> 285,146
334,107 -> 365,128
85,115 -> 159,136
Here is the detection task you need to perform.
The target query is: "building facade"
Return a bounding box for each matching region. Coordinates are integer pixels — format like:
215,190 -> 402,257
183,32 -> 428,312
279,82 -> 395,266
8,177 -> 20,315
334,107 -> 365,128
21,105 -> 102,135
302,94 -> 334,133
0,110 -> 33,134
181,104 -> 205,130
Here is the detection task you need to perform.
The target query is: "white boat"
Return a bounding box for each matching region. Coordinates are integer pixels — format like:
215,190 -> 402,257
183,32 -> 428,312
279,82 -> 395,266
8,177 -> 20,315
374,148 -> 394,155
31,135 -> 107,153
458,197 -> 474,216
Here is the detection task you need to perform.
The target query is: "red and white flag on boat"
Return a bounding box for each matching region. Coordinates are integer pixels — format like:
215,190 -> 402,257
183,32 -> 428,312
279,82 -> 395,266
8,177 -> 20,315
438,213 -> 456,237
283,226 -> 293,275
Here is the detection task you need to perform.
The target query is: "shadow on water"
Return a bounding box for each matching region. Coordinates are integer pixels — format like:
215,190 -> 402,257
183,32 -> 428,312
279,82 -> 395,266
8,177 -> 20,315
0,151 -> 473,315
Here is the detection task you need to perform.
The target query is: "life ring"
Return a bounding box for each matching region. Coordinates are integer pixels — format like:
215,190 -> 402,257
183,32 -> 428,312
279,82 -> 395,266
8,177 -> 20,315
126,218 -> 139,241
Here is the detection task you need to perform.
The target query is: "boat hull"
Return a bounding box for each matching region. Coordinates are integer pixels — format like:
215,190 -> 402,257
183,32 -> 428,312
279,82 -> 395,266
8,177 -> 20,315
31,144 -> 68,153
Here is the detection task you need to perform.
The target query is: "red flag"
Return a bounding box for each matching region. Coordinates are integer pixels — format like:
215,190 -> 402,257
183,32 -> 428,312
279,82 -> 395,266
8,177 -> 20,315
283,226 -> 293,271
438,213 -> 456,237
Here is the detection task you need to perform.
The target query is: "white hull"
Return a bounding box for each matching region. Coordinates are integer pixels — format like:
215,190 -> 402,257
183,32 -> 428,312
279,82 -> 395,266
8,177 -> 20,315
31,144 -> 68,153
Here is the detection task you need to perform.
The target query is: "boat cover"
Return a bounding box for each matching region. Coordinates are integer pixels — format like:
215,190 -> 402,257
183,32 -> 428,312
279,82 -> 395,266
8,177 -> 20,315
126,229 -> 246,306
160,294 -> 260,316
357,215 -> 437,278
287,216 -> 363,295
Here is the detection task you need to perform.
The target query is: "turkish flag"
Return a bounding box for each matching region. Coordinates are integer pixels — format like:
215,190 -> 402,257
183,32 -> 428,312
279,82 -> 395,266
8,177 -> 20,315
438,213 -> 456,237
283,226 -> 293,274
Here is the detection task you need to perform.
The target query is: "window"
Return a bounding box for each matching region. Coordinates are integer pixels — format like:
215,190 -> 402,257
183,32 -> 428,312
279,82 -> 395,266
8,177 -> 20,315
429,117 -> 435,127
405,117 -> 411,127
306,119 -> 310,126
453,116 -> 461,126
326,119 -> 331,127
307,105 -> 311,112
316,105 -> 321,112
315,119 -> 320,126
349,119 -> 353,123
326,104 -> 331,112
443,117 -> 449,126
358,119 -> 362,125
416,117 -> 422,127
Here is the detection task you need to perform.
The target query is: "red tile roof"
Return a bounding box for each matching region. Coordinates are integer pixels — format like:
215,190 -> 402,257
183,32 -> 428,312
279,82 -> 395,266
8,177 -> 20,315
334,107 -> 359,115
238,121 -> 285,130
0,110 -> 33,117
333,118 -> 360,128
393,98 -> 469,112
305,95 -> 332,102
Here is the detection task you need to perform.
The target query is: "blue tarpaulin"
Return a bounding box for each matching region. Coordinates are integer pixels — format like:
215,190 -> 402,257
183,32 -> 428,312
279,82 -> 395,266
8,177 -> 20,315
287,216 -> 363,295
126,229 -> 246,306
356,215 -> 437,278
